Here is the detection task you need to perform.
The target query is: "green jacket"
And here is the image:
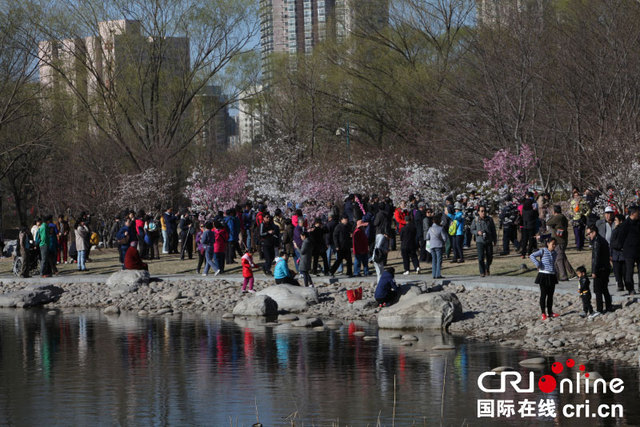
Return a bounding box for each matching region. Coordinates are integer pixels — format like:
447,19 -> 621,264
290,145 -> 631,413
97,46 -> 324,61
38,223 -> 48,247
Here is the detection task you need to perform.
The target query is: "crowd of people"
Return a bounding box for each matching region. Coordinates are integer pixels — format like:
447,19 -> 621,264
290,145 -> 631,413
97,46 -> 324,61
13,188 -> 640,316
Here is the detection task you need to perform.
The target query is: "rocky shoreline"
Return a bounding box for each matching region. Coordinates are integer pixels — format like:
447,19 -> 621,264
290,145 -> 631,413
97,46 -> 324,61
0,275 -> 638,366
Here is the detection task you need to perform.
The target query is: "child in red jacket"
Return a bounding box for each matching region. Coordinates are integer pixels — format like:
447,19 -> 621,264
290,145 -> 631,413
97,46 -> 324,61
241,248 -> 259,293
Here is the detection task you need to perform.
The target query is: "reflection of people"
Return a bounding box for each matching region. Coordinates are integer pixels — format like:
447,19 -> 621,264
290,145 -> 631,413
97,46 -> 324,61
124,242 -> 148,271
375,267 -> 399,307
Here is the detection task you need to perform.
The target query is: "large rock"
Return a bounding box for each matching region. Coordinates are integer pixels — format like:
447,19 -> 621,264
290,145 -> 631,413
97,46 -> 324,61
377,292 -> 462,330
106,270 -> 150,297
256,285 -> 318,313
232,295 -> 278,317
0,284 -> 64,308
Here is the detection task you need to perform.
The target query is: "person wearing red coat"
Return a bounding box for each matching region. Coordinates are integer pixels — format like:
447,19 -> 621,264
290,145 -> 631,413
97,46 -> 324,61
241,249 -> 258,293
213,223 -> 229,273
394,204 -> 407,232
353,220 -> 370,276
124,243 -> 148,271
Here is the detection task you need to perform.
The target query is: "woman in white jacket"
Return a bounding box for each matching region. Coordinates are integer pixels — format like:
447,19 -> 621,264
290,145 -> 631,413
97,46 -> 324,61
75,219 -> 90,271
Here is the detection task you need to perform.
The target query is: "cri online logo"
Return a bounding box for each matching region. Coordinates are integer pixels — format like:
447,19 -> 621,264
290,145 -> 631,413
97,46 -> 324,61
478,359 -> 625,394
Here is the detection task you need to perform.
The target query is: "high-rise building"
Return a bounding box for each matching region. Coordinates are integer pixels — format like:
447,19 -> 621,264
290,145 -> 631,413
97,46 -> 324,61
237,86 -> 265,147
193,85 -> 235,152
260,0 -> 388,65
476,0 -> 547,26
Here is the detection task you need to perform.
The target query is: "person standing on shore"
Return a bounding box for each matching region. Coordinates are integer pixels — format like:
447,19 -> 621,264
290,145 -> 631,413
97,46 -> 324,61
400,214 -> 420,275
570,190 -> 589,251
610,214 -> 626,292
470,205 -> 496,277
617,206 -> 640,295
586,225 -> 613,314
426,213 -> 448,279
575,266 -> 594,318
546,205 -> 576,281
240,248 -> 258,293
75,219 -> 89,272
530,238 -> 559,320
298,232 -> 314,287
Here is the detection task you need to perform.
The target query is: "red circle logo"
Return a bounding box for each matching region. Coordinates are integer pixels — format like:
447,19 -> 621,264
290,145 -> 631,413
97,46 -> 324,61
538,375 -> 557,393
551,362 -> 564,374
566,359 -> 575,368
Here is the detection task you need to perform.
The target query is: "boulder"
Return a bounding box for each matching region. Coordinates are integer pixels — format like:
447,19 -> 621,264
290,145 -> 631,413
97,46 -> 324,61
232,295 -> 278,317
103,306 -> 121,315
0,284 -> 64,308
256,285 -> 318,313
106,270 -> 150,297
377,292 -> 463,330
519,357 -> 546,367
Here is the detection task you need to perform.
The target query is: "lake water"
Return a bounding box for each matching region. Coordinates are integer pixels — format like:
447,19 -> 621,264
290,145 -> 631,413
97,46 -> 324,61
0,309 -> 638,426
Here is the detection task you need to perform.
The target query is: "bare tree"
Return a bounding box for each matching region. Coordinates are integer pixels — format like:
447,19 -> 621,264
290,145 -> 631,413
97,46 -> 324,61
29,0 -> 258,172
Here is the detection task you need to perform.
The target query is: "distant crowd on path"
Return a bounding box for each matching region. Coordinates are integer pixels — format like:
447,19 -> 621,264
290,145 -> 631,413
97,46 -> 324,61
14,187 -> 640,312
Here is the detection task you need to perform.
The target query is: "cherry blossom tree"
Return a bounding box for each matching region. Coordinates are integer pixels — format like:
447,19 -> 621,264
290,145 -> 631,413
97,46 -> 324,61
184,167 -> 248,212
107,168 -> 174,214
289,165 -> 346,219
483,145 -> 537,198
388,161 -> 449,204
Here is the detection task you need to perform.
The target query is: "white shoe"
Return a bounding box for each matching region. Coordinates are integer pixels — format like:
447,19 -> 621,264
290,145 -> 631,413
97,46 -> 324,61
248,289 -> 256,293
415,267 -> 421,274
201,273 -> 207,277
403,271 -> 410,275
214,270 -> 220,276
588,312 -> 601,319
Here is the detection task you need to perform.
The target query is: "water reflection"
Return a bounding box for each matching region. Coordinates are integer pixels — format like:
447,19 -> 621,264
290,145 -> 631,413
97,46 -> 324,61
0,309 -> 637,425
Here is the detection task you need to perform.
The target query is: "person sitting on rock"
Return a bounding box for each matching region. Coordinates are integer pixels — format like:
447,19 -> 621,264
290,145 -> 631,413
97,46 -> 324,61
124,242 -> 148,271
273,250 -> 300,286
375,267 -> 400,307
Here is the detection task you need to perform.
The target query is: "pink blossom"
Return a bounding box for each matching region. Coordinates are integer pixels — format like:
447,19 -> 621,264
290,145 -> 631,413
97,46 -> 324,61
483,145 -> 537,198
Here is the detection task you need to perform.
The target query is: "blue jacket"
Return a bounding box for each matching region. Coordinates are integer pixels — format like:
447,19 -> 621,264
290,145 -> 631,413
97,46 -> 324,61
375,271 -> 398,300
163,212 -> 176,233
224,216 -> 237,241
201,229 -> 215,247
116,225 -> 130,248
274,257 -> 291,280
447,211 -> 464,236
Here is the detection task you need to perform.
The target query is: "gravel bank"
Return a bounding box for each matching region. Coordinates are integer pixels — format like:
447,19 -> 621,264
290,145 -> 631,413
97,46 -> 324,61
448,286 -> 640,366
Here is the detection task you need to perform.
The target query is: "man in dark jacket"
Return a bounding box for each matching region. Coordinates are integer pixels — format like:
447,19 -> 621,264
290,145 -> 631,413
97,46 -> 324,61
499,198 -> 520,255
375,267 -> 399,306
415,203 -> 427,261
618,206 -> 640,294
374,202 -> 389,236
325,214 -> 340,274
330,215 -> 352,276
470,206 -> 497,277
400,215 -> 419,275
596,206 -> 615,244
587,225 -> 613,313
310,218 -> 328,275
260,213 -> 280,275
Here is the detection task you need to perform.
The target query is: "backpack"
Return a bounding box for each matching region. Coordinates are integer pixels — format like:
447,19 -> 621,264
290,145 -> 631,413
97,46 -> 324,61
148,220 -> 157,232
90,232 -> 99,246
448,219 -> 458,236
